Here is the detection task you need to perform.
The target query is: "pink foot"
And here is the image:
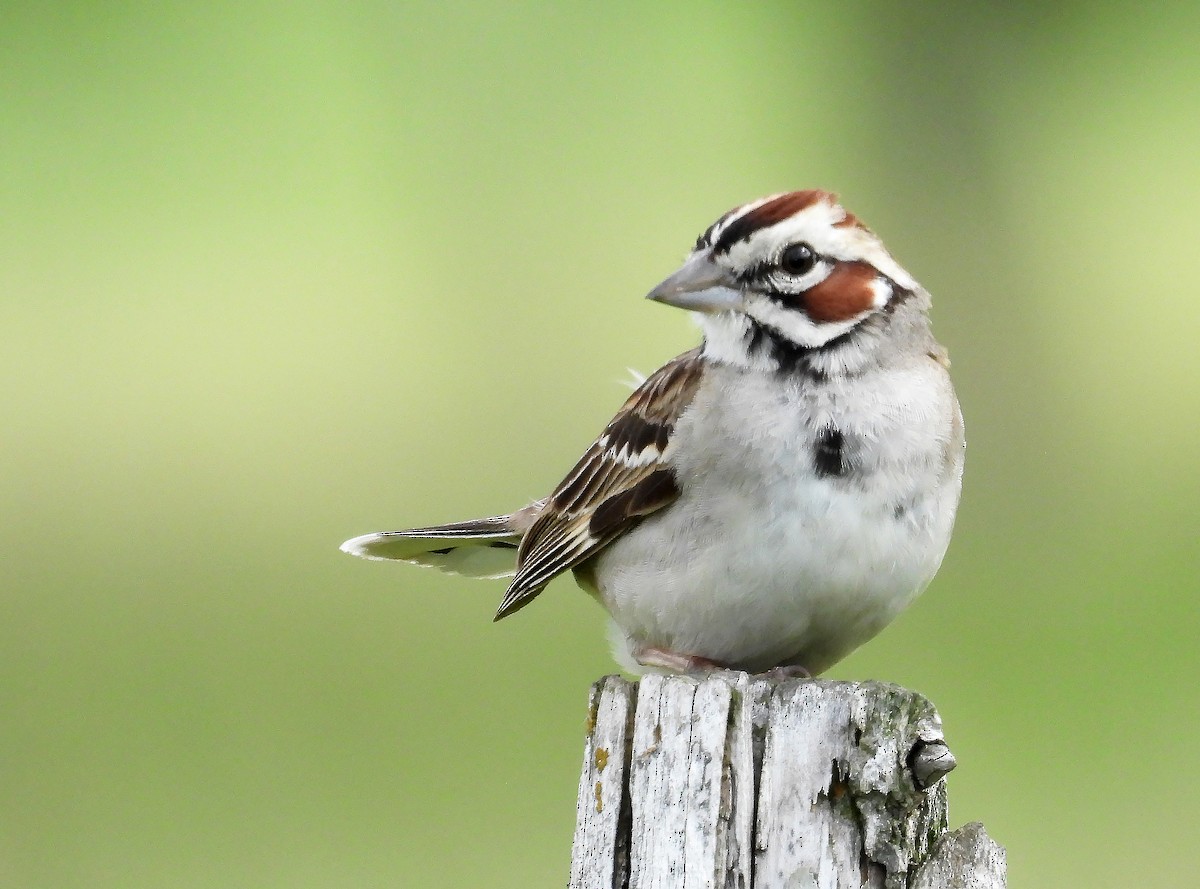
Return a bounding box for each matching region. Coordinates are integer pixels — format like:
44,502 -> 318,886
634,646 -> 728,674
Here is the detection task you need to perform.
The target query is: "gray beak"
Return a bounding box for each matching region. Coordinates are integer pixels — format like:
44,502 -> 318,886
646,254 -> 743,314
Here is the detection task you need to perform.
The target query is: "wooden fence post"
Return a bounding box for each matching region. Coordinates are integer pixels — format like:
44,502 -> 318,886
568,673 -> 1005,889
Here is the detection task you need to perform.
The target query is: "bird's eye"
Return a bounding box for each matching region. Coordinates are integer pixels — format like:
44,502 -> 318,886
779,243 -> 817,276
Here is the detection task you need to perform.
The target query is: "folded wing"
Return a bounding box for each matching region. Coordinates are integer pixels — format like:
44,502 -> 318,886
494,348 -> 704,619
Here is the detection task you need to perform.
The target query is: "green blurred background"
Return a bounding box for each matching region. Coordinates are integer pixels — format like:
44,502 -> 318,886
2,2 -> 1197,886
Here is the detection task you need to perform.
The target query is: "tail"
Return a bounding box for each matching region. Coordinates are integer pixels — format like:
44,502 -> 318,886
341,514 -> 526,580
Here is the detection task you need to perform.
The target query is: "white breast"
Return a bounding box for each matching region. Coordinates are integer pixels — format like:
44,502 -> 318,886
590,357 -> 964,674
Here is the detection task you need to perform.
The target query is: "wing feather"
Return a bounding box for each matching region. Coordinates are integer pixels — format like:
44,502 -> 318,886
494,349 -> 704,619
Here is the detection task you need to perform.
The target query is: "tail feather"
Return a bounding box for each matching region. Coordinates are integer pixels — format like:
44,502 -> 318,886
340,515 -> 522,579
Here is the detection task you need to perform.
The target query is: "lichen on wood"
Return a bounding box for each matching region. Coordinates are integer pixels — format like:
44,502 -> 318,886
567,673 -> 1005,889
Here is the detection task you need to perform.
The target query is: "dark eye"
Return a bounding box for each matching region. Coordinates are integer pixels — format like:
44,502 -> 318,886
779,243 -> 817,276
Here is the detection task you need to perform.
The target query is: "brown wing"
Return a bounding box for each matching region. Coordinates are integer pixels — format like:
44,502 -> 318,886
493,349 -> 705,619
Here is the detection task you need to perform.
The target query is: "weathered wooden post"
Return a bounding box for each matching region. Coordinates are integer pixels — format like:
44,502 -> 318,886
568,673 -> 1005,889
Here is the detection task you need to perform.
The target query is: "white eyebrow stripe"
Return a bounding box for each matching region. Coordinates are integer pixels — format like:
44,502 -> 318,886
723,203 -> 919,294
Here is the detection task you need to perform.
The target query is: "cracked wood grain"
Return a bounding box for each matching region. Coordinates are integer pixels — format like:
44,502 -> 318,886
568,674 -> 1005,889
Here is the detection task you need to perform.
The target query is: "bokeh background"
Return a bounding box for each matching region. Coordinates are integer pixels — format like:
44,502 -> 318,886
3,3 -> 1198,887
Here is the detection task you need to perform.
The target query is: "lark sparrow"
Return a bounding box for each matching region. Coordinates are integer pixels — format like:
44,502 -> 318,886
342,190 -> 964,675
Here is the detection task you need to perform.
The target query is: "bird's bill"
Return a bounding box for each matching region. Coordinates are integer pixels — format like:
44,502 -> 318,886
646,254 -> 743,314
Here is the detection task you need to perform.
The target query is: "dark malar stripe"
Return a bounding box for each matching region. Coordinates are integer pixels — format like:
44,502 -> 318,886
741,318 -> 861,381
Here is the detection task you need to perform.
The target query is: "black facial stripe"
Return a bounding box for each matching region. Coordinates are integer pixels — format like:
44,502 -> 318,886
695,207 -> 741,250
739,318 -> 861,381
736,254 -> 832,289
710,215 -> 763,255
736,262 -> 773,286
744,318 -> 768,356
883,281 -> 915,313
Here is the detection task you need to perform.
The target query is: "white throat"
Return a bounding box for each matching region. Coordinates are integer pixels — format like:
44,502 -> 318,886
698,312 -> 772,371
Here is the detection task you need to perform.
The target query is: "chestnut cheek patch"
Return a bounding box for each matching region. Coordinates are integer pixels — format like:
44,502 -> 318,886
801,261 -> 886,323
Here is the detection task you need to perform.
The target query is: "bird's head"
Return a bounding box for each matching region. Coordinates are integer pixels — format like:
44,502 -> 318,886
647,190 -> 931,376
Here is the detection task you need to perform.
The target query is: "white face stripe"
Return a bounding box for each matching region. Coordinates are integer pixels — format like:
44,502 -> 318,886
869,275 -> 893,308
742,293 -> 864,349
712,196 -> 919,294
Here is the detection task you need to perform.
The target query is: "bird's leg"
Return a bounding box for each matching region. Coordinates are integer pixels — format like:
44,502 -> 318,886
634,646 -> 728,674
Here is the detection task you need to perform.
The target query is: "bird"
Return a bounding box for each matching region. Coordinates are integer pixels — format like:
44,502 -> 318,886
341,190 -> 964,676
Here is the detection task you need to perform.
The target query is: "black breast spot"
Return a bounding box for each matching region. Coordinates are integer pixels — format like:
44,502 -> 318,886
813,426 -> 845,477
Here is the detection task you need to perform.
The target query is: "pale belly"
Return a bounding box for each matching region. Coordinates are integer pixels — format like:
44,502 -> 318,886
583,361 -> 963,675
589,473 -> 955,674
